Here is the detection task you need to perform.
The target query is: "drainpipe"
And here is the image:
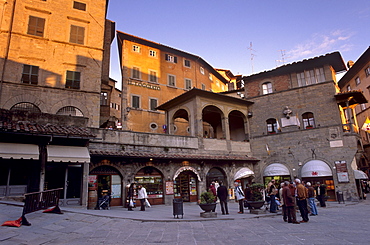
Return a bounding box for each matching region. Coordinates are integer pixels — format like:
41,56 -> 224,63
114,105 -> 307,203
0,0 -> 17,103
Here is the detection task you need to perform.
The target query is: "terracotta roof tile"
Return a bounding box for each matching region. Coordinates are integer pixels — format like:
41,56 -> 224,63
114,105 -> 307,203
0,121 -> 96,138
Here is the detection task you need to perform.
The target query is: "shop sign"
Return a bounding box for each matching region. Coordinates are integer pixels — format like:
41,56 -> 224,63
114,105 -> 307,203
166,181 -> 174,195
128,80 -> 160,90
88,175 -> 97,188
335,161 -> 349,183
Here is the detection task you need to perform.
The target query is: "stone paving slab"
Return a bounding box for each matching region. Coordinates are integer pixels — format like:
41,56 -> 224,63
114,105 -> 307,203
0,200 -> 368,244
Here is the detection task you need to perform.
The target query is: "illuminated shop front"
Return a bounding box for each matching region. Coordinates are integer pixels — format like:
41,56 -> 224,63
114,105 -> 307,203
89,165 -> 122,206
134,167 -> 164,205
301,160 -> 335,201
263,163 -> 291,186
173,166 -> 201,202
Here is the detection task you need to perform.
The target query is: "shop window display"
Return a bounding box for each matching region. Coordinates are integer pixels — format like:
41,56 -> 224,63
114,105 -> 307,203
134,167 -> 164,205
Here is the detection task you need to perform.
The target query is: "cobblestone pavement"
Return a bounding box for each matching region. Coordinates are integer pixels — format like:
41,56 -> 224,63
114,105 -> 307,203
0,199 -> 369,245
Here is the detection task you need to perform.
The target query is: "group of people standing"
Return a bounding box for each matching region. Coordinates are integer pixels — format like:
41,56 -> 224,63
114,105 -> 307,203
268,179 -> 327,224
127,183 -> 149,211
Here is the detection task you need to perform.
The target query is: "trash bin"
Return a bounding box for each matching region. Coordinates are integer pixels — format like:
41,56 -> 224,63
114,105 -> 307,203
173,198 -> 183,219
336,191 -> 344,204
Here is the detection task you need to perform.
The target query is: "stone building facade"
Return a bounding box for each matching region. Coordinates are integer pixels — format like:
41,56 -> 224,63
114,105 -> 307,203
0,0 -> 108,128
239,52 -> 365,201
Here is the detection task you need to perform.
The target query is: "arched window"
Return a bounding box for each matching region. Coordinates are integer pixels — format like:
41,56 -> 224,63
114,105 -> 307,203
302,112 -> 315,129
56,106 -> 83,117
262,82 -> 273,95
10,102 -> 41,113
266,118 -> 278,134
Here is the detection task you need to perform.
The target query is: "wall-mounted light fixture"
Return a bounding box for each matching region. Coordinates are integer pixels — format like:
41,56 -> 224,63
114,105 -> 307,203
247,112 -> 253,118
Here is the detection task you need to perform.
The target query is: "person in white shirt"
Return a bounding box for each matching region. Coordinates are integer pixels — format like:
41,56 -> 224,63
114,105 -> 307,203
137,185 -> 148,211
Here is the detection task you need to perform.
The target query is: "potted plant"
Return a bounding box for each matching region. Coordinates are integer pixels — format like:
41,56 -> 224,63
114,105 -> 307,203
198,191 -> 217,212
246,183 -> 265,209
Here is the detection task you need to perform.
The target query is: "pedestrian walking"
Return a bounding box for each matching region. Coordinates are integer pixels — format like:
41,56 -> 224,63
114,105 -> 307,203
234,182 -> 245,214
267,179 -> 277,213
137,184 -> 148,211
306,182 -> 318,216
295,178 -> 309,223
217,181 -> 229,215
127,183 -> 136,211
315,182 -> 327,207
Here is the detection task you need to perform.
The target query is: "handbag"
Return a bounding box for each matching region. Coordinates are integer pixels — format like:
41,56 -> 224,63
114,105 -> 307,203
145,199 -> 151,208
243,200 -> 249,208
129,199 -> 134,207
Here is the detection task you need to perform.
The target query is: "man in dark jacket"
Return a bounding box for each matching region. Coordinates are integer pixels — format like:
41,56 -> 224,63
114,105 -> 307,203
315,182 -> 327,207
217,181 -> 229,215
282,181 -> 299,224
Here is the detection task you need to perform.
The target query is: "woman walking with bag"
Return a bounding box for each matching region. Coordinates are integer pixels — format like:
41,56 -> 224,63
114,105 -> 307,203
137,184 -> 148,211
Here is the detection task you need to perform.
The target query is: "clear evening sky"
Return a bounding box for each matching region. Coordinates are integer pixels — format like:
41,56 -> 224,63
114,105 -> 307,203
107,0 -> 370,86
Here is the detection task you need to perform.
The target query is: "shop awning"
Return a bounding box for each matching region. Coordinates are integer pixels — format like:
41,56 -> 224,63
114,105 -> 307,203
47,145 -> 90,163
301,160 -> 333,177
354,170 -> 368,179
263,163 -> 290,176
0,143 -> 39,159
234,167 -> 254,180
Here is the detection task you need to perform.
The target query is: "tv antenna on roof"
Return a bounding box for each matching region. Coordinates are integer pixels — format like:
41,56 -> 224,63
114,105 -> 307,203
247,42 -> 256,73
276,49 -> 290,67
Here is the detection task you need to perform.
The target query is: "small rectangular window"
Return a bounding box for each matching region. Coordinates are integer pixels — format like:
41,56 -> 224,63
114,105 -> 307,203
22,64 -> 39,85
165,54 -> 177,63
132,67 -> 140,79
66,71 -> 81,89
149,50 -> 157,57
132,95 -> 140,109
200,67 -> 204,75
149,98 -> 158,111
347,85 -> 351,91
69,25 -> 85,44
132,45 -> 141,53
27,16 -> 45,37
209,74 -> 213,81
184,59 -> 191,68
365,66 -> 370,77
201,83 -> 206,90
185,78 -> 192,90
168,74 -> 176,86
149,70 -> 157,83
361,103 -> 366,111
73,1 -> 86,11
355,77 -> 361,85
100,92 -> 108,105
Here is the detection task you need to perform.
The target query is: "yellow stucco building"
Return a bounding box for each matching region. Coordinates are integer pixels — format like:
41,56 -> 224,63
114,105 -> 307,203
116,32 -> 231,133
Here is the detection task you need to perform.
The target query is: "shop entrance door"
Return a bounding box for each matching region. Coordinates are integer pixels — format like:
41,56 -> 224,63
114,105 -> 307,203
97,174 -> 122,206
175,171 -> 198,202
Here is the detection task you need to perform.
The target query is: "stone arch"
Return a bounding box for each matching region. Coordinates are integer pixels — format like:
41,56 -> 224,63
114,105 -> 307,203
206,167 -> 227,188
202,105 -> 225,139
228,110 -> 247,141
89,160 -> 125,178
51,98 -> 90,119
2,94 -> 48,112
173,166 -> 201,181
171,108 -> 190,136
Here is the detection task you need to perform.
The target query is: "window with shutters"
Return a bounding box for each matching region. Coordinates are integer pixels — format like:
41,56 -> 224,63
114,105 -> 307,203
132,95 -> 140,109
168,74 -> 176,87
165,54 -> 177,63
149,98 -> 158,111
132,67 -> 141,79
69,25 -> 85,44
73,1 -> 86,11
27,16 -> 45,37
